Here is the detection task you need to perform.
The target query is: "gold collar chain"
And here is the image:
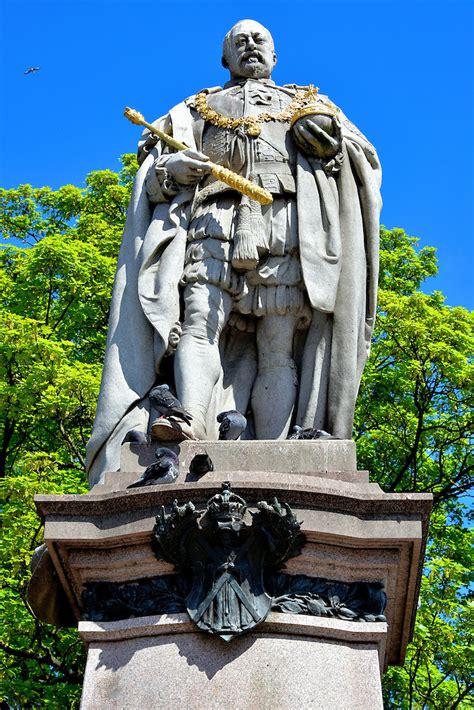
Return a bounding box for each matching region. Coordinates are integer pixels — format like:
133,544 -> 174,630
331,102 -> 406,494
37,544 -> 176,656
194,84 -> 319,137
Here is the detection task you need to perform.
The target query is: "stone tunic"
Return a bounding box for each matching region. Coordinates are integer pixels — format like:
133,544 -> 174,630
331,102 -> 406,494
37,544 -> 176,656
174,80 -> 311,327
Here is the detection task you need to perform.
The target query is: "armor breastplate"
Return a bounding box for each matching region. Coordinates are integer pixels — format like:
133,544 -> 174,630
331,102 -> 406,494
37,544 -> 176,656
200,81 -> 297,194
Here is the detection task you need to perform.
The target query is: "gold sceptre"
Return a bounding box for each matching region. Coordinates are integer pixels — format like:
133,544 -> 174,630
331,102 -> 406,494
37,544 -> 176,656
124,107 -> 273,206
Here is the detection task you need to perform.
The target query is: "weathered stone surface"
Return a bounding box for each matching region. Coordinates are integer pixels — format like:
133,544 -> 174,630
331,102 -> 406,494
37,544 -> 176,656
86,439 -> 367,495
79,613 -> 386,710
119,439 -> 359,478
33,439 -> 431,708
35,469 -> 431,666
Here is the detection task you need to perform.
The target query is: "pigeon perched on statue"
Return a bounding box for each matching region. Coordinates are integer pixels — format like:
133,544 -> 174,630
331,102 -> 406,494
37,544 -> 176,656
122,429 -> 148,445
127,448 -> 179,488
217,410 -> 247,440
149,385 -> 193,425
189,453 -> 214,478
287,426 -> 335,440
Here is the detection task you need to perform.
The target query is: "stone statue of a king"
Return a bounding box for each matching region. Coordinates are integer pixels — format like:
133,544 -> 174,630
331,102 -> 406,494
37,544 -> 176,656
86,19 -> 382,485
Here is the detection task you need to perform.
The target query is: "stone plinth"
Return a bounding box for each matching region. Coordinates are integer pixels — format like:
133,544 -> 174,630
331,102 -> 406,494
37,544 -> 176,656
79,614 -> 387,710
32,440 -> 432,708
119,439 -> 358,477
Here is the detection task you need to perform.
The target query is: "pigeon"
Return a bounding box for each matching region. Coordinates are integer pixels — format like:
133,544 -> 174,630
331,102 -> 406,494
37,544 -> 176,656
287,426 -> 335,440
189,453 -> 214,477
149,384 -> 193,425
127,447 -> 179,488
24,67 -> 41,75
122,429 -> 148,445
217,410 -> 247,440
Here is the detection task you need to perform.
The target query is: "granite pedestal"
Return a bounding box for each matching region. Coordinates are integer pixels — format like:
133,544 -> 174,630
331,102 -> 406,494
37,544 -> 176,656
79,614 -> 387,710
33,440 -> 432,709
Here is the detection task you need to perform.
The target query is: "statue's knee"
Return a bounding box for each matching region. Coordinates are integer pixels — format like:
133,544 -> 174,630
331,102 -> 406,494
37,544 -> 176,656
182,309 -> 224,343
183,284 -> 229,342
258,352 -> 296,371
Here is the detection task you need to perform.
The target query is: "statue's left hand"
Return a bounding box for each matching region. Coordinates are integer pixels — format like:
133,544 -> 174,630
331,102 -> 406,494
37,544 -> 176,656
293,115 -> 342,159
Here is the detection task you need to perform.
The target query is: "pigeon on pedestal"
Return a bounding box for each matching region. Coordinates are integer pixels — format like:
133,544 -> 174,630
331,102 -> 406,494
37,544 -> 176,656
122,430 -> 148,445
127,447 -> 179,488
189,453 -> 214,478
287,426 -> 335,440
217,410 -> 247,440
149,385 -> 192,425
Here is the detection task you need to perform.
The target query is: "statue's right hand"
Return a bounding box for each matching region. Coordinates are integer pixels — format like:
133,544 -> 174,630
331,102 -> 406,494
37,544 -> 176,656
164,149 -> 212,186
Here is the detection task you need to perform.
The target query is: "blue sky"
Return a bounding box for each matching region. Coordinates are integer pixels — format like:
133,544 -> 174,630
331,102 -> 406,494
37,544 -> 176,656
1,0 -> 473,308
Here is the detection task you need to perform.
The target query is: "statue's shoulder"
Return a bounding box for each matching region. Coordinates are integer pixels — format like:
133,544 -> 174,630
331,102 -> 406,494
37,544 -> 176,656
185,86 -> 222,108
316,93 -> 342,114
283,85 -> 339,107
281,85 -> 339,110
143,88 -> 222,119
282,83 -> 323,94
283,83 -> 312,91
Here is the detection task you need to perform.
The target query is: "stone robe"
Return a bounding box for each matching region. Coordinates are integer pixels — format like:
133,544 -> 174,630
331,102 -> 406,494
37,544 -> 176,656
86,80 -> 382,485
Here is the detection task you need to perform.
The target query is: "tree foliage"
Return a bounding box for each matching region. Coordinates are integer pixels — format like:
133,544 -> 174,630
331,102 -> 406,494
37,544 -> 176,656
0,163 -> 472,708
0,158 -> 135,708
384,508 -> 473,708
355,228 -> 473,707
356,228 -> 473,506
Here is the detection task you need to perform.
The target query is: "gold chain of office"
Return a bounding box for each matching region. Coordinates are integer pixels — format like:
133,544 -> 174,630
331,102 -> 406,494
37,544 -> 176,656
194,84 -> 320,137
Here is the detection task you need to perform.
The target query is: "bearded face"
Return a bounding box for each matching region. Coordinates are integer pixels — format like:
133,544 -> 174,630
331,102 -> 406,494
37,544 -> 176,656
223,20 -> 277,80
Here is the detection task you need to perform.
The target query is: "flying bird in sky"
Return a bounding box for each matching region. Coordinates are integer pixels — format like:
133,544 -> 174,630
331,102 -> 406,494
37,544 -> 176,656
23,67 -> 41,75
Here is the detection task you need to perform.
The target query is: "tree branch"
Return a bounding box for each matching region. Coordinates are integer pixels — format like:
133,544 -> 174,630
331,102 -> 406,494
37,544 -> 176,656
56,419 -> 86,468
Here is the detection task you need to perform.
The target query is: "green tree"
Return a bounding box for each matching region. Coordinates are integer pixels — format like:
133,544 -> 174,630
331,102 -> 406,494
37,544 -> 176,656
355,228 -> 473,707
0,157 -> 135,708
0,166 -> 472,707
383,508 -> 473,708
356,228 -> 473,506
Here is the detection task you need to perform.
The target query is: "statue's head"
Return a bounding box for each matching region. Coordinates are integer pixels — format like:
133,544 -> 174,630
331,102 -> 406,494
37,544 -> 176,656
222,19 -> 277,80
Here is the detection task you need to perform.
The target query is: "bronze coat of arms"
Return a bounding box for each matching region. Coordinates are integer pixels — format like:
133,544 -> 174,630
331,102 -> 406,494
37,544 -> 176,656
153,482 -> 304,641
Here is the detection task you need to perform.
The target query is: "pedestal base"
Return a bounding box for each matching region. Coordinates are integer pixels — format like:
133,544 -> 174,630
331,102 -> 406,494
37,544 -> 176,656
32,440 -> 431,709
79,613 -> 387,710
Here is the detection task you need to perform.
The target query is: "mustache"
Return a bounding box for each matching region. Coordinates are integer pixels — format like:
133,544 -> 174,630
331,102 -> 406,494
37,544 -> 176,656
240,50 -> 264,62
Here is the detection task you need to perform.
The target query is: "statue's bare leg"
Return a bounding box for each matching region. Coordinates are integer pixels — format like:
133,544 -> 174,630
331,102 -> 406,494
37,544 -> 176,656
174,282 -> 233,439
251,314 -> 299,439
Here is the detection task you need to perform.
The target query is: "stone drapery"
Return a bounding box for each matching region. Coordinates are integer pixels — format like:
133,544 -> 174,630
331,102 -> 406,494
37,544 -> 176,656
86,90 -> 381,485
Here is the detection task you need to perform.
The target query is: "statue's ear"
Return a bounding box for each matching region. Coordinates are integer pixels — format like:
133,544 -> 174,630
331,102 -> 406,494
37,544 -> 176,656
222,55 -> 229,69
273,52 -> 278,68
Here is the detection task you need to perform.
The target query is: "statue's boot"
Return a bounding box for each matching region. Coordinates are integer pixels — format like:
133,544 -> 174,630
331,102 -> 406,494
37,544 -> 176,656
150,417 -> 197,442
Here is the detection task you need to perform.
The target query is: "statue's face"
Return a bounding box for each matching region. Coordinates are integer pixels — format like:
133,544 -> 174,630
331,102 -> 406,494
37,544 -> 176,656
223,20 -> 276,80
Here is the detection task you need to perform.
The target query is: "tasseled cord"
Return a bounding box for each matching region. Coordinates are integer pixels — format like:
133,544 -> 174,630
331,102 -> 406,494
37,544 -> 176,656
232,135 -> 270,271
232,192 -> 269,271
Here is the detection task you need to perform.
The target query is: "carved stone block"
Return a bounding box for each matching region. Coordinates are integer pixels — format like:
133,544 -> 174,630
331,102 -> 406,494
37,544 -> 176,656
34,441 -> 431,673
